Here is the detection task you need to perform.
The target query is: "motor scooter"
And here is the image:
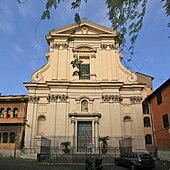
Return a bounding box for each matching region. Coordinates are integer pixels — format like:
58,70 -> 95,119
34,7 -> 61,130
95,157 -> 103,170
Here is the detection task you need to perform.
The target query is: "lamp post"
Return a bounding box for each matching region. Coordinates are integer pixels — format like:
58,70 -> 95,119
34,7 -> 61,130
14,136 -> 18,158
87,143 -> 93,159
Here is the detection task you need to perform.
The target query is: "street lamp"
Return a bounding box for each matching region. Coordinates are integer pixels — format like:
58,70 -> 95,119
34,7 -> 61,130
87,143 -> 93,159
14,136 -> 18,158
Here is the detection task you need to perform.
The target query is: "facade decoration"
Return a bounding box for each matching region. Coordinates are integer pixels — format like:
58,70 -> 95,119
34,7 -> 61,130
47,94 -> 68,102
28,96 -> 40,103
102,95 -> 123,102
51,43 -> 69,49
100,43 -> 117,50
81,26 -> 88,34
130,96 -> 143,104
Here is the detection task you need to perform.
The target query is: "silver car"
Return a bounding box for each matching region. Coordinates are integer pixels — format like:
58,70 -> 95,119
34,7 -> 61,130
115,152 -> 155,170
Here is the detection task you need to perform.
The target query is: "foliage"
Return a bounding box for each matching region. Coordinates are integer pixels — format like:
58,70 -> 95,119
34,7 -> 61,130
61,141 -> 71,150
106,0 -> 148,55
16,0 -> 170,54
70,57 -> 83,76
85,158 -> 93,169
98,136 -> 109,149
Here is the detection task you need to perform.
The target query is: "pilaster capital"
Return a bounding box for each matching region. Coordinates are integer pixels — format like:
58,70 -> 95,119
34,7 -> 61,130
130,96 -> 142,104
100,43 -> 117,50
47,94 -> 68,102
28,96 -> 40,103
102,95 -> 122,103
51,42 -> 69,49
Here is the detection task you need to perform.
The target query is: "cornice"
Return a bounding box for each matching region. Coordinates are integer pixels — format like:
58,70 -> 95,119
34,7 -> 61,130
68,112 -> 101,117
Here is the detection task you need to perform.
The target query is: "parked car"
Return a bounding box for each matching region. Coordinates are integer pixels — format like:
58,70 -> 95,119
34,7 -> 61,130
115,152 -> 155,170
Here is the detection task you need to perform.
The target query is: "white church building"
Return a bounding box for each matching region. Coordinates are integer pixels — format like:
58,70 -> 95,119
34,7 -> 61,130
24,20 -> 148,156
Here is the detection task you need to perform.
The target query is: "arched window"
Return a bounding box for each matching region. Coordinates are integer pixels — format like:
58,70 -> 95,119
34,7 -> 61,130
6,108 -> 11,118
145,134 -> 152,144
13,108 -> 19,118
81,100 -> 88,112
0,108 -> 5,118
10,132 -> 15,143
37,115 -> 46,136
144,117 -> 151,127
123,116 -> 132,137
3,132 -> 8,143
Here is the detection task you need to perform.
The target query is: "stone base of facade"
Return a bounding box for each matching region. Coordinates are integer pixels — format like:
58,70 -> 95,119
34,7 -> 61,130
0,149 -> 20,157
158,150 -> 170,160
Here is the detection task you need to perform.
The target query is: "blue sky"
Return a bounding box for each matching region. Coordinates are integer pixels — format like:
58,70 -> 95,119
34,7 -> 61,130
0,0 -> 169,95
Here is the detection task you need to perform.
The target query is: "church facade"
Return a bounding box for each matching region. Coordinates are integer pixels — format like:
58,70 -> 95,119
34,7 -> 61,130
24,20 -> 147,155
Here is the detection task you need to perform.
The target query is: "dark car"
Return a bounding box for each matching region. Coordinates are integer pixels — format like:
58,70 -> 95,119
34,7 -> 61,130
115,152 -> 155,170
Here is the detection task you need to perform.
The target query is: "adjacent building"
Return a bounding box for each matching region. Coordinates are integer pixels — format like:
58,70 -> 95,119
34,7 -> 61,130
146,78 -> 170,159
0,95 -> 28,157
23,20 -> 150,157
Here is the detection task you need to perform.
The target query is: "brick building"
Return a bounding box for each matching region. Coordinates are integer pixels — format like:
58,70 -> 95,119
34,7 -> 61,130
146,78 -> 170,159
135,72 -> 156,156
0,95 -> 28,157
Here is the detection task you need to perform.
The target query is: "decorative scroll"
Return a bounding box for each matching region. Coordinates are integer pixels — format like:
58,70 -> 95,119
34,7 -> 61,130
94,117 -> 99,124
102,95 -> 123,102
51,43 -> 69,49
127,73 -> 137,82
130,96 -> 142,104
71,116 -> 75,124
100,43 -> 117,50
28,96 -> 40,103
32,73 -> 44,82
47,94 -> 68,102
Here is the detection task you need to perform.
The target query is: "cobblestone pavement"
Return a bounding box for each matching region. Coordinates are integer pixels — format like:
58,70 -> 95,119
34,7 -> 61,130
0,158 -> 169,170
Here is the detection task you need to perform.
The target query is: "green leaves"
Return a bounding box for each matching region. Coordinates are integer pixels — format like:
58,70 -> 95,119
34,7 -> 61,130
39,0 -> 169,52
162,0 -> 170,16
41,0 -> 58,20
41,10 -> 51,20
70,57 -> 83,76
71,0 -> 81,9
162,0 -> 170,36
106,0 -> 148,55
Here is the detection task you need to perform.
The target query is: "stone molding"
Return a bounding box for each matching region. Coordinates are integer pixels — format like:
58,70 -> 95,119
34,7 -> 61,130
68,112 -> 101,118
100,43 -> 117,50
47,94 -> 68,102
28,96 -> 40,103
75,96 -> 94,102
51,43 -> 69,49
102,95 -> 123,103
130,96 -> 142,104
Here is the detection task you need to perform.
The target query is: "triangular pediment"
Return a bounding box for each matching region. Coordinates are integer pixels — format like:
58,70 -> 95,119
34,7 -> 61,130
49,20 -> 117,35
